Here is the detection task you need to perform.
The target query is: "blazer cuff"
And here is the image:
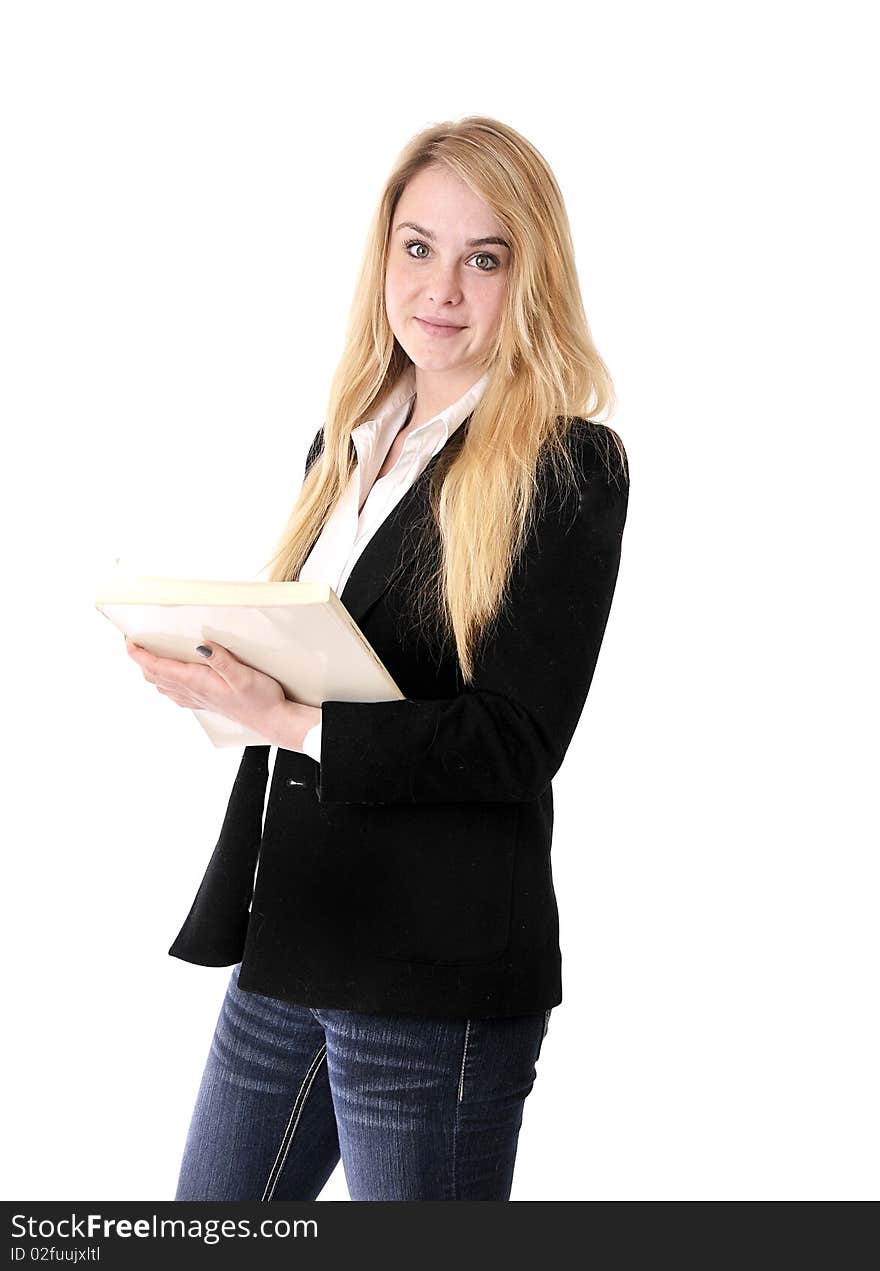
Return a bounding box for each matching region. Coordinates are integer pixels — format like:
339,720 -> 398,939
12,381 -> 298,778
316,692 -> 558,805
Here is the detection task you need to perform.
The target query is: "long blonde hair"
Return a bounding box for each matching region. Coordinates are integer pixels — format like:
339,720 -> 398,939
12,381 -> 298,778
258,115 -> 625,683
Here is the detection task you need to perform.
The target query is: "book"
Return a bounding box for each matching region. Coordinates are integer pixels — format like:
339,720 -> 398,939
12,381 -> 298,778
95,573 -> 404,748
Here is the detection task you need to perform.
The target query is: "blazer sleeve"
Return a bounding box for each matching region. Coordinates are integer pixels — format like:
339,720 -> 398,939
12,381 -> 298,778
315,425 -> 629,805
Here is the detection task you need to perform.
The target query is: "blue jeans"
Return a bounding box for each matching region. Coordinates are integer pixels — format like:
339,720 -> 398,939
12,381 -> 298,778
174,963 -> 551,1201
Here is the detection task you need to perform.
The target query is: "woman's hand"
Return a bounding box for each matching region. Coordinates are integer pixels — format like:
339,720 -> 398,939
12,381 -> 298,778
124,635 -> 318,746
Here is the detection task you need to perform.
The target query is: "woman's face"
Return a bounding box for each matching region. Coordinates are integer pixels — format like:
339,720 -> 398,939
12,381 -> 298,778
385,164 -> 511,385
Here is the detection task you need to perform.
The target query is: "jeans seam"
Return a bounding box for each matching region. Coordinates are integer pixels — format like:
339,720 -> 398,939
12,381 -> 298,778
260,1042 -> 327,1202
457,1019 -> 471,1104
452,1019 -> 472,1202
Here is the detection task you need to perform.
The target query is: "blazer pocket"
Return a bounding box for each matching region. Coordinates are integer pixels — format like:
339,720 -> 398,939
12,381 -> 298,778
351,802 -> 520,966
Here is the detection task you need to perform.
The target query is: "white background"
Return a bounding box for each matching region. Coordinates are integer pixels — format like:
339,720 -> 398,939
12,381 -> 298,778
2,0 -> 876,1202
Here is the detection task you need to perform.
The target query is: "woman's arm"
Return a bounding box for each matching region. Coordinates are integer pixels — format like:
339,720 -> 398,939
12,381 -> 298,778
315,429 -> 629,805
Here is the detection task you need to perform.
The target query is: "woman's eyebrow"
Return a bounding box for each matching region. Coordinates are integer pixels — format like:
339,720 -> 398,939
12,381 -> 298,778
394,220 -> 511,250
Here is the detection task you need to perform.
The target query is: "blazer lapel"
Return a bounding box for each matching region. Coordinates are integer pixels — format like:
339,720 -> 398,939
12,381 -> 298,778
337,445 -> 445,627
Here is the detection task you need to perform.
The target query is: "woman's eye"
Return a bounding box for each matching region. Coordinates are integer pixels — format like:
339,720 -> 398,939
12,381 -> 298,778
403,239 -> 499,271
470,252 -> 499,272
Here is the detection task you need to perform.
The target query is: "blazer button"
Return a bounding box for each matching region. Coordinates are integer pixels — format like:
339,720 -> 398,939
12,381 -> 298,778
286,777 -> 306,787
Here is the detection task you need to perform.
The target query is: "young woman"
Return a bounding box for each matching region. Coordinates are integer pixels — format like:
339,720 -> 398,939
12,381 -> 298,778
125,115 -> 629,1201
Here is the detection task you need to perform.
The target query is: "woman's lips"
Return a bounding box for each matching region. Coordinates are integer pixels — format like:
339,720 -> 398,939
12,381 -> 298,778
415,317 -> 466,337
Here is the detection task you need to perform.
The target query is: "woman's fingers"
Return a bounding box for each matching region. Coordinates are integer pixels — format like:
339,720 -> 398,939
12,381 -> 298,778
126,638 -> 210,706
124,635 -> 280,729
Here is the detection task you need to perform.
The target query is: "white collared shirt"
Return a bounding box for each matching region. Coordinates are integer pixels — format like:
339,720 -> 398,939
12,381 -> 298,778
286,364 -> 490,765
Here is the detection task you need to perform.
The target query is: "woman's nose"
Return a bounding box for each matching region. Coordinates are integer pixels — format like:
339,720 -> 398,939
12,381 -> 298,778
426,268 -> 464,305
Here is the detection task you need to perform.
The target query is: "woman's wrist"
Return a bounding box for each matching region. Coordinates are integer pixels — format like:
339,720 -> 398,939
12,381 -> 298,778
259,699 -> 322,751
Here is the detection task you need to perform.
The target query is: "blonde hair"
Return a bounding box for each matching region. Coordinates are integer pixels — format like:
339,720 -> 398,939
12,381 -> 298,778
258,115 -> 626,683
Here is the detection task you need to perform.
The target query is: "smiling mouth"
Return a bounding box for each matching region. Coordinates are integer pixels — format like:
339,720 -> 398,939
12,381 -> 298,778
416,317 -> 466,334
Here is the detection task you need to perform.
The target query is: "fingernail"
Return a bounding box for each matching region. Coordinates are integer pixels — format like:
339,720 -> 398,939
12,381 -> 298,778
196,645 -> 212,657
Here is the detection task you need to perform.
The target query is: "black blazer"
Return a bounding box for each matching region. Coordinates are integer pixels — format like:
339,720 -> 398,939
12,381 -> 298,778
169,415 -> 629,1018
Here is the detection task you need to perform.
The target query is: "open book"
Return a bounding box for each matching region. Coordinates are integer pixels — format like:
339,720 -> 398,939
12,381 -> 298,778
95,574 -> 404,748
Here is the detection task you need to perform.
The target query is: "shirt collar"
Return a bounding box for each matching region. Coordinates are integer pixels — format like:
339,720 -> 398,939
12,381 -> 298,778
351,364 -> 492,457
